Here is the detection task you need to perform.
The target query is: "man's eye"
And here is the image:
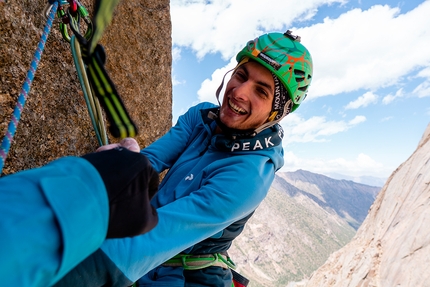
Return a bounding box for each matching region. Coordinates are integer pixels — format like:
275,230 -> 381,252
257,88 -> 269,98
236,72 -> 246,80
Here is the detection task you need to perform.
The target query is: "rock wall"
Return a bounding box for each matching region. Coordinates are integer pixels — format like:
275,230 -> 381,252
0,0 -> 171,175
305,123 -> 430,286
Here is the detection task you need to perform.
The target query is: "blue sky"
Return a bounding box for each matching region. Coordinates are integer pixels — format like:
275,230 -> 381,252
170,0 -> 430,180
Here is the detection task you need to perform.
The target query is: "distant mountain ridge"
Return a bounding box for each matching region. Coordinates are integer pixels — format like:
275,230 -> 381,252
229,169 -> 381,286
277,170 -> 380,229
326,172 -> 386,187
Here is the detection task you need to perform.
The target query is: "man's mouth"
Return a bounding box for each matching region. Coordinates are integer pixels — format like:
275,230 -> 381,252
228,99 -> 247,115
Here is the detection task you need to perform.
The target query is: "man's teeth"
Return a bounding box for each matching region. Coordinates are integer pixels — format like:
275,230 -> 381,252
229,99 -> 247,115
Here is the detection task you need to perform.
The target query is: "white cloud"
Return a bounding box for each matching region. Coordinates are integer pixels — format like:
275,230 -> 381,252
280,113 -> 365,144
345,91 -> 378,109
348,115 -> 366,125
197,57 -> 237,103
303,2 -> 430,98
382,88 -> 404,104
282,151 -> 389,178
413,81 -> 430,98
172,75 -> 185,86
172,47 -> 182,62
174,1 -> 430,104
171,0 -> 346,60
380,116 -> 393,122
410,67 -> 430,98
417,66 -> 430,79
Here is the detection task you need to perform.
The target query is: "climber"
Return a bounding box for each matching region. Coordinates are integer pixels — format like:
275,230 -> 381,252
0,145 -> 159,286
54,31 -> 313,287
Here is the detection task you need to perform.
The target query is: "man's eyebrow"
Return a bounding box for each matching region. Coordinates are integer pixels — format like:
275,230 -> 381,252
241,65 -> 274,93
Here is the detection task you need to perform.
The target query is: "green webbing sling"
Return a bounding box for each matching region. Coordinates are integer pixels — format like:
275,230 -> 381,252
87,0 -> 121,55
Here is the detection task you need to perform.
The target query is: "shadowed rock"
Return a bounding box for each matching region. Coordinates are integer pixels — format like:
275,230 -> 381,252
0,0 -> 171,174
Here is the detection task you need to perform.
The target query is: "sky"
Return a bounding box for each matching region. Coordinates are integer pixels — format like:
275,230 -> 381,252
170,0 -> 430,181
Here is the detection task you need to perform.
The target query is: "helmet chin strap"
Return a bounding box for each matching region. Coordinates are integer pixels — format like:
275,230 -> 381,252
215,68 -> 235,106
254,99 -> 293,134
215,57 -> 250,105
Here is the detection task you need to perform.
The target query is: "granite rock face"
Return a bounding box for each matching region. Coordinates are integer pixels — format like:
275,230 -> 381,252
305,123 -> 430,287
0,0 -> 171,174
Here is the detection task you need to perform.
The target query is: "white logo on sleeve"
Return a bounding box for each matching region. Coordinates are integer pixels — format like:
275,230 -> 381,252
185,174 -> 194,181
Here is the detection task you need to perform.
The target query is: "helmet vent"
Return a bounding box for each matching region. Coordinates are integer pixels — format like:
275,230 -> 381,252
294,69 -> 305,82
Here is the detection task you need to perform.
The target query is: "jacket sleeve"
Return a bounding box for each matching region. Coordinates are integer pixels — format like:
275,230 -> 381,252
0,157 -> 108,287
53,154 -> 278,287
100,154 -> 276,283
141,102 -> 215,173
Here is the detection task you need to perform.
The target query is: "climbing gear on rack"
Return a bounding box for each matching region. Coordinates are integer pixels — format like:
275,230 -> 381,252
56,0 -> 93,43
65,0 -> 138,138
0,1 -> 59,174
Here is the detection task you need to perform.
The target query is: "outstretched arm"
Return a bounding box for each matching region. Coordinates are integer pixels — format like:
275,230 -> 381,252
0,148 -> 159,287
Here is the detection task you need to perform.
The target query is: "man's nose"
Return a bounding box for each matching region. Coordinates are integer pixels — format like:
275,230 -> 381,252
232,82 -> 252,101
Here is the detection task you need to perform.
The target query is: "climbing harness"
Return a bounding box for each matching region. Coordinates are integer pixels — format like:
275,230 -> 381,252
0,1 -> 59,174
0,0 -> 137,174
162,253 -> 236,270
160,253 -> 249,287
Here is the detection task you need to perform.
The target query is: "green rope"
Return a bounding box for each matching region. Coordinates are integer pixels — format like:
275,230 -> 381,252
70,35 -> 108,146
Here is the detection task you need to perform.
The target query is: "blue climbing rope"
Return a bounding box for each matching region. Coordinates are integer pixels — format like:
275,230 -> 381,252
0,1 -> 59,175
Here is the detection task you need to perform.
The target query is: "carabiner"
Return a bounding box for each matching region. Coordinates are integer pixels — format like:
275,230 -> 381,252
55,0 -> 93,42
43,0 -> 68,19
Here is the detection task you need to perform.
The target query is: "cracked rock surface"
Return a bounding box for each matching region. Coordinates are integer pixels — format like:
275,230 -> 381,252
0,0 -> 171,174
305,123 -> 430,287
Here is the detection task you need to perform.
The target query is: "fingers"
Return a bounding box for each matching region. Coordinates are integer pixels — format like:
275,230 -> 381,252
96,143 -> 121,152
119,138 -> 140,152
95,138 -> 140,153
81,148 -> 159,238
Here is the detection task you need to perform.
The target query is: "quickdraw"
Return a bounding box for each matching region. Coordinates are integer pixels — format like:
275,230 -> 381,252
62,0 -> 138,139
57,0 -> 93,43
43,0 -> 93,43
49,0 -> 138,139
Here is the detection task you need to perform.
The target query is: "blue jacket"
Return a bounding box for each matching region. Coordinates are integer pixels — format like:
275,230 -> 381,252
55,102 -> 284,286
107,102 -> 284,281
0,157 -> 108,287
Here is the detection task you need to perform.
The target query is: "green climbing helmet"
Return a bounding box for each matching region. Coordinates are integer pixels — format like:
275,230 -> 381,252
236,30 -> 313,118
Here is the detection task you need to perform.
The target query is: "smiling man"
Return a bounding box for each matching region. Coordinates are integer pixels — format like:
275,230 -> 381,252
218,60 -> 275,131
55,31 -> 313,287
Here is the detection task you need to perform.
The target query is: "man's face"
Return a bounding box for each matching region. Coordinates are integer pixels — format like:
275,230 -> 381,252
219,61 -> 274,131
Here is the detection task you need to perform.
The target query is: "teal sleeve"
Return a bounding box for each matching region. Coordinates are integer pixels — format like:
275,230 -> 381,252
0,157 -> 108,287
